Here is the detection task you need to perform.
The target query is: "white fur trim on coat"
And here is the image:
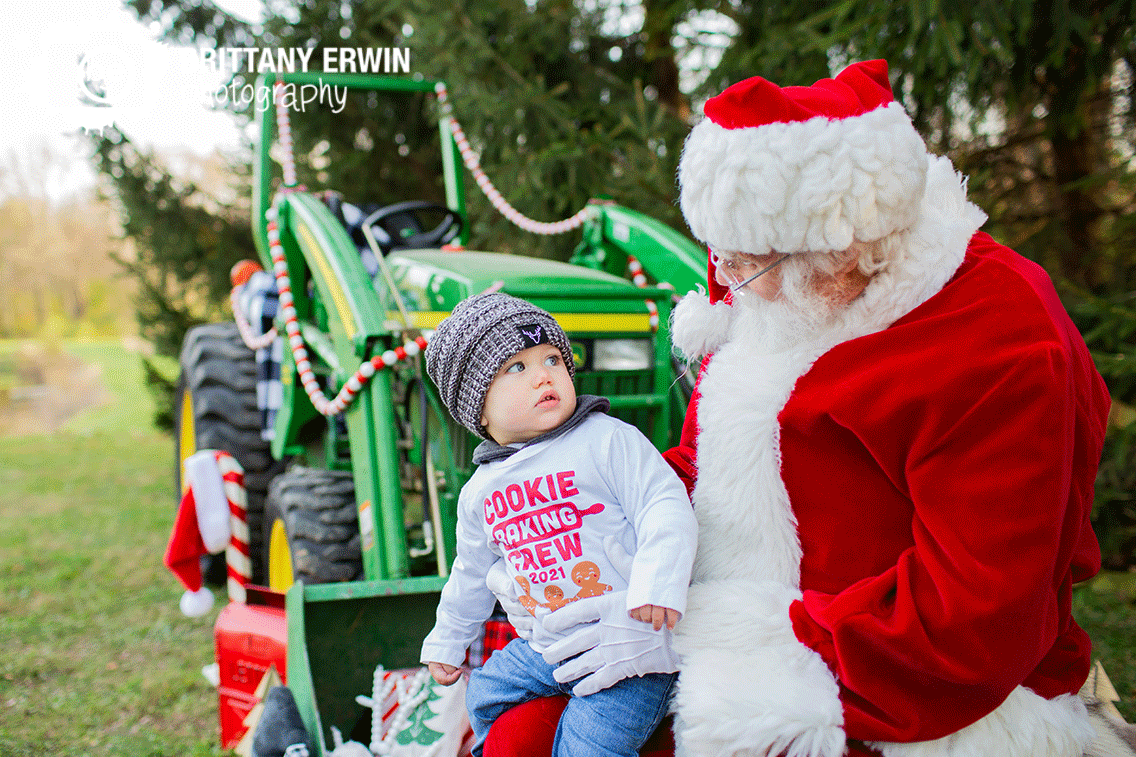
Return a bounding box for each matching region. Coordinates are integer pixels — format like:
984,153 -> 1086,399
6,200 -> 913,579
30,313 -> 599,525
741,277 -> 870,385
679,102 -> 929,255
671,291 -> 734,362
673,580 -> 844,757
869,687 -> 1094,757
688,313 -> 809,586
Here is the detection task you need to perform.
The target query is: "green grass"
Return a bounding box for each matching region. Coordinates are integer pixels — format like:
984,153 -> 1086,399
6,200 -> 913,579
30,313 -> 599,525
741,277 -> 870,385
1074,572 -> 1136,722
0,432 -> 228,756
0,338 -> 228,756
0,338 -> 167,437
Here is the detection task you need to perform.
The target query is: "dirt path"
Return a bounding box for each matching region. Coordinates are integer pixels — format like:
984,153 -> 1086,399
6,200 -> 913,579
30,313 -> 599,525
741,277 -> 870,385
0,343 -> 111,436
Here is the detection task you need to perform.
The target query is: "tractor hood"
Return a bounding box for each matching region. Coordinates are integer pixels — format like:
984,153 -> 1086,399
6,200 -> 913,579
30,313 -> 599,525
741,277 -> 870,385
385,250 -> 658,333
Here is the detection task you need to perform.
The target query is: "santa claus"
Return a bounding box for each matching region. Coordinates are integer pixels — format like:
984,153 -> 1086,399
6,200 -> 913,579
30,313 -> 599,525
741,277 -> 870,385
484,59 -> 1110,757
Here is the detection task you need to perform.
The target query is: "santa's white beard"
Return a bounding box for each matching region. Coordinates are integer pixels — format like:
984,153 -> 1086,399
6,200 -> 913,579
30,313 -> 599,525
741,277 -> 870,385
731,260 -> 848,352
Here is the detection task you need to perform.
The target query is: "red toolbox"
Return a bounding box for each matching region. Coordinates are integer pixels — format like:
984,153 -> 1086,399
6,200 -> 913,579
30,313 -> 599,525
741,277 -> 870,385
214,588 -> 288,749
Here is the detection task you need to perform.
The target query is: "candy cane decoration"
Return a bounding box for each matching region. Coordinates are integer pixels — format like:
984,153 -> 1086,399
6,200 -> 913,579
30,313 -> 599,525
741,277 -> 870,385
216,451 -> 251,603
172,450 -> 248,612
435,84 -> 590,236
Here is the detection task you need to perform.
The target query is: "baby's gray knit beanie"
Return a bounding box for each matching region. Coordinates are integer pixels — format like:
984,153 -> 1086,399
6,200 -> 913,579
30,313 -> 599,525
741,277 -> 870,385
425,292 -> 575,439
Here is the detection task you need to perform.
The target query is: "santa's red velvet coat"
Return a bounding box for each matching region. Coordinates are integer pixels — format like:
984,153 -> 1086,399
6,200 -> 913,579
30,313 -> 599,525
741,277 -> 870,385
661,157 -> 1109,757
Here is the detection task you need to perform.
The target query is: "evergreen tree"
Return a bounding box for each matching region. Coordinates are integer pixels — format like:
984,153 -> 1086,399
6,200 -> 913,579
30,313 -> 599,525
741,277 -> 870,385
396,681 -> 445,746
105,0 -> 694,361
91,130 -> 255,428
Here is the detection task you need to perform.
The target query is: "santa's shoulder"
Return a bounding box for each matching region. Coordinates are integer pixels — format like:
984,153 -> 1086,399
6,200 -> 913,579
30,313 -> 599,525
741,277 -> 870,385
896,233 -> 1079,353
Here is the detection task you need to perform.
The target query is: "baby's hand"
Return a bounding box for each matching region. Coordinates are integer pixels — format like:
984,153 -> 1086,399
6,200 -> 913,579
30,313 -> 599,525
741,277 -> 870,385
427,661 -> 462,686
629,604 -> 681,631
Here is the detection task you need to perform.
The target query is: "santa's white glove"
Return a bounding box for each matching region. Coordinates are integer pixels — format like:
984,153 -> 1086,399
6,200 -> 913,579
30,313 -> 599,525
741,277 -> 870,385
539,590 -> 679,697
537,535 -> 679,697
484,559 -> 558,648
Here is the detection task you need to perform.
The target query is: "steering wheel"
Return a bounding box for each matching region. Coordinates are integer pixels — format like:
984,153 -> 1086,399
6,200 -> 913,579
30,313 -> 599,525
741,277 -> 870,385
362,201 -> 463,254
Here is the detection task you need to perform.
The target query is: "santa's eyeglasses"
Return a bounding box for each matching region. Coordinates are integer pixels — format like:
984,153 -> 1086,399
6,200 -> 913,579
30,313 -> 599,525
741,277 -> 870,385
710,248 -> 791,292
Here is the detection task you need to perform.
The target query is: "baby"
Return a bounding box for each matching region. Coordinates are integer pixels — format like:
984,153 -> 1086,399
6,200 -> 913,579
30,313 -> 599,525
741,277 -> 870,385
419,292 -> 696,757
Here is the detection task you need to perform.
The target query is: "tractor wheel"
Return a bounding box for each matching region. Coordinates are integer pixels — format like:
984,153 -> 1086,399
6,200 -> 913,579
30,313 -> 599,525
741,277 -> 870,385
175,322 -> 280,587
263,467 -> 363,591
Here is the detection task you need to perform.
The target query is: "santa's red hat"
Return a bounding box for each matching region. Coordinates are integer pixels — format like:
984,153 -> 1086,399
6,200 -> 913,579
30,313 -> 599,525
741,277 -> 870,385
164,450 -> 237,616
678,60 -> 929,258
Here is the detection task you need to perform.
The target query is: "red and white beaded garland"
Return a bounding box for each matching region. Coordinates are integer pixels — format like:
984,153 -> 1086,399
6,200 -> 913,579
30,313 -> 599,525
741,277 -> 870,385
264,206 -> 427,417
626,254 -> 680,331
434,84 -> 590,236
215,451 -> 251,603
230,285 -> 278,351
260,79 -> 677,393
626,254 -> 660,329
274,81 -> 300,189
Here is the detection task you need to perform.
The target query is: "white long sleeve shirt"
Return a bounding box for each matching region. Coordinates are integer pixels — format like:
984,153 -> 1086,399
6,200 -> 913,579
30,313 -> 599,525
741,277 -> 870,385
420,412 -> 696,667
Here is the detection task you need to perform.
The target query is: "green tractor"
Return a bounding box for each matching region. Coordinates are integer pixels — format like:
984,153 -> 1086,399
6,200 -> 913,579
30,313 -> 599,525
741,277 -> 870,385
173,70 -> 705,753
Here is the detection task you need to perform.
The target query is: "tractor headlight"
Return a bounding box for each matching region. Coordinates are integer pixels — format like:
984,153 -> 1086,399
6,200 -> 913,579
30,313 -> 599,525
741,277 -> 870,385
592,339 -> 653,371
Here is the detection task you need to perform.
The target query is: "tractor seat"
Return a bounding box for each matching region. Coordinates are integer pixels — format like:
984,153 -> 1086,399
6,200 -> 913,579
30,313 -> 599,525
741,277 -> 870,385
319,191 -> 463,269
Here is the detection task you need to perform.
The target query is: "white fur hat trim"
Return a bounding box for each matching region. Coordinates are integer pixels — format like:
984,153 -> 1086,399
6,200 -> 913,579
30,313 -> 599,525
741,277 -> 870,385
671,291 -> 734,362
679,102 -> 928,255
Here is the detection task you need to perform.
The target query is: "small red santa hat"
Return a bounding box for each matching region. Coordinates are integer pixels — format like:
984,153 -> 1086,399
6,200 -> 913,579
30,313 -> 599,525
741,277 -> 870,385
164,450 -> 234,617
678,60 -> 929,258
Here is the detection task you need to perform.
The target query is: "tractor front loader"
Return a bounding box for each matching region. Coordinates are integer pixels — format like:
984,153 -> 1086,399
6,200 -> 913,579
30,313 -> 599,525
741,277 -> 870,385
173,71 -> 706,753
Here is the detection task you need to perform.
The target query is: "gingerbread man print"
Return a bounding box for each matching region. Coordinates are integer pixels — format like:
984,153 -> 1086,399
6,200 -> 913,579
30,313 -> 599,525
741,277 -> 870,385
514,575 -> 540,615
569,560 -> 612,600
540,585 -> 574,611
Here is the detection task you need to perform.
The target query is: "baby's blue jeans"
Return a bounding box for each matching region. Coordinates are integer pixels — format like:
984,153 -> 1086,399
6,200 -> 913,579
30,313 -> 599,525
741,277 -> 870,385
466,638 -> 675,757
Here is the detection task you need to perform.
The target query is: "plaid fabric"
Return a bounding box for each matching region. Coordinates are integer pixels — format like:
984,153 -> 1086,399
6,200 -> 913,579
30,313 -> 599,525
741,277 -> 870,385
482,618 -> 519,660
236,271 -> 283,441
467,613 -> 521,668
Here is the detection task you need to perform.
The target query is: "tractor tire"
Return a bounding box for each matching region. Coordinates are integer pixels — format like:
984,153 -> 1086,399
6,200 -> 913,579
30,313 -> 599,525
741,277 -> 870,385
263,467 -> 363,590
175,322 -> 281,587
